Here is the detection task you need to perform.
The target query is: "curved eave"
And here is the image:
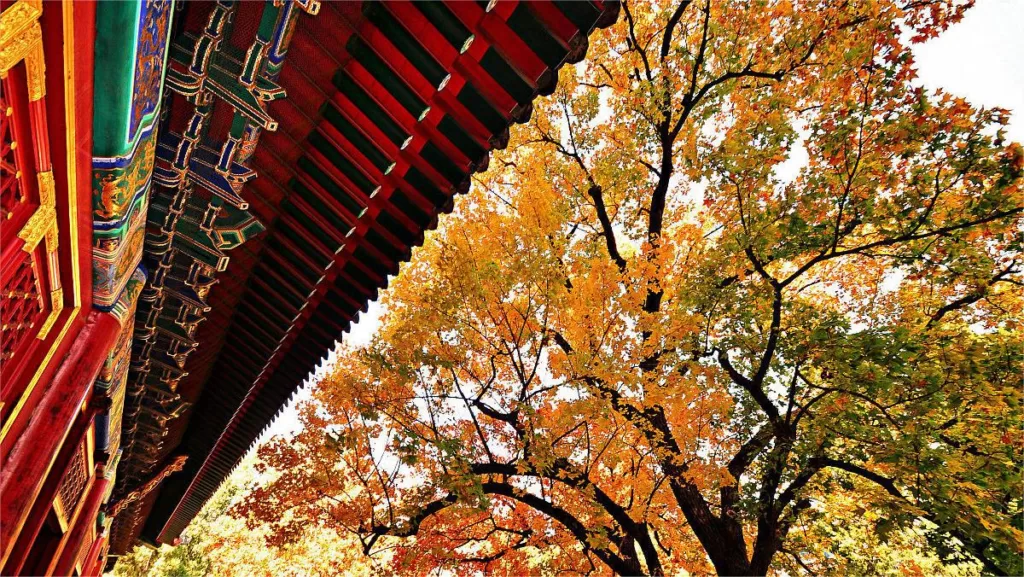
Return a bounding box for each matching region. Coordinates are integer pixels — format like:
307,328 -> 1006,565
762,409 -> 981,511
133,0 -> 620,546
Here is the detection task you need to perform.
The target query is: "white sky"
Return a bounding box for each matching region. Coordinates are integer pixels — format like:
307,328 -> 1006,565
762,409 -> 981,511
912,0 -> 1024,143
257,0 -> 1023,445
259,299 -> 383,441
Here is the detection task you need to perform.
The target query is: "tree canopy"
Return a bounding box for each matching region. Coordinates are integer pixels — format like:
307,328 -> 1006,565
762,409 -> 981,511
110,454 -> 371,577
235,0 -> 1023,574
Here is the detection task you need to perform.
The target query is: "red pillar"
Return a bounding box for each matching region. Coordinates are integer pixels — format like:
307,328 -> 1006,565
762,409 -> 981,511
53,477 -> 110,577
80,533 -> 107,577
0,310 -> 120,567
0,410 -> 93,575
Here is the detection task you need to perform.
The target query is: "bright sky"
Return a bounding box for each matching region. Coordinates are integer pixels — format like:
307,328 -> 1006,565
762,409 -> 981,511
256,0 -> 1023,447
912,0 -> 1024,143
258,299 -> 384,441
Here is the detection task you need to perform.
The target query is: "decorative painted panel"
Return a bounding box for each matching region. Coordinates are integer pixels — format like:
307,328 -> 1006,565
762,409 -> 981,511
107,375 -> 127,460
94,265 -> 146,462
92,0 -> 173,310
90,3 -> 177,548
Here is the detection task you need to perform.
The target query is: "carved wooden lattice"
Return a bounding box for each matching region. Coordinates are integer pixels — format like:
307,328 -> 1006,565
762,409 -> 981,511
0,95 -> 25,221
57,444 -> 89,517
0,0 -> 65,420
0,250 -> 43,363
0,85 -> 44,367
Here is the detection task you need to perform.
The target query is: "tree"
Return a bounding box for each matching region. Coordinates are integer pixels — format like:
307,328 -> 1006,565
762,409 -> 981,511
237,0 -> 1023,574
110,452 -> 372,577
775,487 -> 982,576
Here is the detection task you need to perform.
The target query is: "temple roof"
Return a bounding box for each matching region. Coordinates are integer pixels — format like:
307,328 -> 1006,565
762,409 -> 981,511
109,0 -> 619,551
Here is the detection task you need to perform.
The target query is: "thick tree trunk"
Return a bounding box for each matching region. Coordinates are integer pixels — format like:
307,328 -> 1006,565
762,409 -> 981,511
709,551 -> 755,577
749,532 -> 781,576
664,478 -> 755,576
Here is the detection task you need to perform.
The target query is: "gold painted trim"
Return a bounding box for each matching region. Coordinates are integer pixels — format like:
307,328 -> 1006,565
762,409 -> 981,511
17,203 -> 55,251
36,288 -> 63,339
19,171 -> 59,254
0,2 -> 43,81
0,2 -> 39,44
0,300 -> 80,564
85,420 -> 95,472
37,169 -> 54,205
45,217 -> 58,250
62,0 -> 81,308
53,495 -> 69,533
23,39 -> 44,101
108,455 -> 188,518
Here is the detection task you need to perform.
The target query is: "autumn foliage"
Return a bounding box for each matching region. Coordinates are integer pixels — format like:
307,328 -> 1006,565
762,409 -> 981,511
235,0 -> 1023,575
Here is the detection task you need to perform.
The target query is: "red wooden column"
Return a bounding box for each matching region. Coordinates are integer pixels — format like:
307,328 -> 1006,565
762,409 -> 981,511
0,0 -> 102,571
53,477 -> 111,576
0,405 -> 93,575
0,310 -> 120,567
80,533 -> 108,577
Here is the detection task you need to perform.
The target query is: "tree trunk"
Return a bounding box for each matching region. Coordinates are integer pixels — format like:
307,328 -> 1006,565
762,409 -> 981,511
749,537 -> 781,576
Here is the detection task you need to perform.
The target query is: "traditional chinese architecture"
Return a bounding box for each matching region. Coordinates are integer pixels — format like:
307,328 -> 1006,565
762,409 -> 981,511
0,0 -> 618,573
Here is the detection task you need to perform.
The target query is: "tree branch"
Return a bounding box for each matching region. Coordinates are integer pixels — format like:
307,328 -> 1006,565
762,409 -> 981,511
718,349 -> 782,424
589,185 -> 628,271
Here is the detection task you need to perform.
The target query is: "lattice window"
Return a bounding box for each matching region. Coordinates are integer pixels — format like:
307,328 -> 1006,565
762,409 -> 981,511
1,251 -> 44,363
0,94 -> 25,221
57,444 -> 89,517
76,522 -> 97,571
